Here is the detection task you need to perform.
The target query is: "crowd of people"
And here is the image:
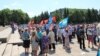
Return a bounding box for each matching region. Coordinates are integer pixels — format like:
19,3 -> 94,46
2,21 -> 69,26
18,23 -> 100,56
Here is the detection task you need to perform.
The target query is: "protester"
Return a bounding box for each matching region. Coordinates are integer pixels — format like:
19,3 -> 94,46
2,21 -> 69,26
93,24 -> 97,46
31,32 -> 39,56
64,27 -> 70,50
96,23 -> 100,56
68,25 -> 73,43
48,28 -> 56,51
86,24 -> 89,39
87,25 -> 94,48
52,26 -> 57,44
22,29 -> 30,54
76,25 -> 80,43
41,31 -> 49,56
61,28 -> 65,46
78,25 -> 86,50
19,29 -> 23,39
57,28 -> 62,43
36,28 -> 43,55
10,22 -> 15,33
72,25 -> 76,38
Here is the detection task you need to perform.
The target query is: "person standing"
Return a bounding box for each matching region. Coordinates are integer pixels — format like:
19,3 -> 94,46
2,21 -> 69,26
96,23 -> 100,56
31,32 -> 39,56
57,28 -> 62,43
93,25 -> 97,46
68,25 -> 73,43
76,25 -> 80,43
10,22 -> 15,33
41,31 -> 49,56
22,29 -> 30,54
52,26 -> 57,44
48,29 -> 56,51
78,25 -> 86,50
87,25 -> 94,48
64,27 -> 70,50
61,28 -> 65,46
36,28 -> 43,55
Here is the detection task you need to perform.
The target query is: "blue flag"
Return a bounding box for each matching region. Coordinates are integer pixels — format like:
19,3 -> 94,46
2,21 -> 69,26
46,16 -> 53,29
59,17 -> 68,28
48,16 -> 52,24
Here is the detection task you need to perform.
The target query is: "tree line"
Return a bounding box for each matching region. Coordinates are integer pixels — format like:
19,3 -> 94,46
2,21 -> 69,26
33,8 -> 100,24
0,8 -> 30,26
0,8 -> 100,26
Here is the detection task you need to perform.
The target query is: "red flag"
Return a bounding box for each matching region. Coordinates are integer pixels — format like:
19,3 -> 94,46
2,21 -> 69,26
28,19 -> 35,30
44,19 -> 48,24
40,20 -> 43,25
52,16 -> 56,22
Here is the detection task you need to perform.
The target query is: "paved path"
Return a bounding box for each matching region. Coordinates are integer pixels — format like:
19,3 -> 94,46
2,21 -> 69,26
19,39 -> 97,56
0,28 -> 98,56
0,26 -> 9,32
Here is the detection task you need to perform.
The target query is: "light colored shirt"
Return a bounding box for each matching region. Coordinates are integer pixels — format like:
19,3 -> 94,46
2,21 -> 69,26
63,30 -> 69,38
48,31 -> 55,43
68,25 -> 73,35
57,29 -> 62,38
97,27 -> 100,36
87,28 -> 93,35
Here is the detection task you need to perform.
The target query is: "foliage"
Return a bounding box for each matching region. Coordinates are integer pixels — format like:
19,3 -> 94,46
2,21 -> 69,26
33,8 -> 99,24
0,8 -> 30,26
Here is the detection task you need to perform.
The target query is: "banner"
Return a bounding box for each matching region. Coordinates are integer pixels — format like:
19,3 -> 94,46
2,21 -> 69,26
59,17 -> 68,28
